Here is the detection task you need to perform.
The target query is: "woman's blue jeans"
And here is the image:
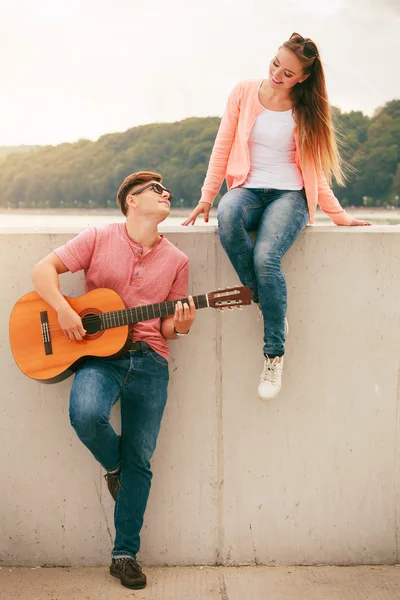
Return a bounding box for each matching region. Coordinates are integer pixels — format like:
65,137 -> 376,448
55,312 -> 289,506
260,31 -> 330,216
218,187 -> 309,357
69,343 -> 169,560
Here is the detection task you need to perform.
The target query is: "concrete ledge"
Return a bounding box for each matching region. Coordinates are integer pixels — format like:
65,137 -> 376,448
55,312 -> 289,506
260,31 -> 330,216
1,228 -> 400,567
0,224 -> 400,234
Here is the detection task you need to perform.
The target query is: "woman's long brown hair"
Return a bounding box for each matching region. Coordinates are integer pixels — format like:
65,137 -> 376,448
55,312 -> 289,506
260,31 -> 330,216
283,36 -> 345,186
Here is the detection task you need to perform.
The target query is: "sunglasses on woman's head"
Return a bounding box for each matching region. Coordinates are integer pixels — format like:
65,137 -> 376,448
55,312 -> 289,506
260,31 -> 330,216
290,32 -> 318,59
129,182 -> 173,200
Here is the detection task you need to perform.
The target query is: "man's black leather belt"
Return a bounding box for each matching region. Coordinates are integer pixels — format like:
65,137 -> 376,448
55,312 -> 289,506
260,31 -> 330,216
128,341 -> 147,352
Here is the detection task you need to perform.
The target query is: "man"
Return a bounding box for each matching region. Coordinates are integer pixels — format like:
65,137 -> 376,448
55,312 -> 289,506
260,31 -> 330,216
31,171 -> 196,590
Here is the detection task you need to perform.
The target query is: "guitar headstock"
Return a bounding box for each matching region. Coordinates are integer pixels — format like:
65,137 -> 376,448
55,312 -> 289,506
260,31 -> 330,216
207,286 -> 253,310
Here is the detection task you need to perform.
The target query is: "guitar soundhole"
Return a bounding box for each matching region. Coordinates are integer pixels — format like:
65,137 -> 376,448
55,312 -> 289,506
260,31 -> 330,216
81,312 -> 102,335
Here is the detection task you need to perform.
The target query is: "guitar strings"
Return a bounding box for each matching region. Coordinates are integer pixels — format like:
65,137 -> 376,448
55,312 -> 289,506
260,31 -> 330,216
45,301 -> 237,339
44,295 -> 224,337
45,297 -> 206,327
46,302 -> 195,332
46,298 -> 231,334
46,304 -> 186,330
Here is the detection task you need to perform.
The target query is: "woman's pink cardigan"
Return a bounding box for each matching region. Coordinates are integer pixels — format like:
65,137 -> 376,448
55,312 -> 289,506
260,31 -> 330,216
199,79 -> 352,226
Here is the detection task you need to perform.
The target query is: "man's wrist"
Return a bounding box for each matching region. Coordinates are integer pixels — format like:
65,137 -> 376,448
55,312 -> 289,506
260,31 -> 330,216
173,326 -> 190,337
56,298 -> 71,314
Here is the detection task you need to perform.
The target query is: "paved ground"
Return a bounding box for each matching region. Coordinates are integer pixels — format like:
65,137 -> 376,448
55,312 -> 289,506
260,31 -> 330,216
0,565 -> 400,600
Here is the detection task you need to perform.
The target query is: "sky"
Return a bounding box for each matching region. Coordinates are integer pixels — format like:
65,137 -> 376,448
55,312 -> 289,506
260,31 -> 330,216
1,0 -> 399,146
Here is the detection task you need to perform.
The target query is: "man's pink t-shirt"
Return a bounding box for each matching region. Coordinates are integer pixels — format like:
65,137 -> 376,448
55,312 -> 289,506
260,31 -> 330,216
54,222 -> 189,360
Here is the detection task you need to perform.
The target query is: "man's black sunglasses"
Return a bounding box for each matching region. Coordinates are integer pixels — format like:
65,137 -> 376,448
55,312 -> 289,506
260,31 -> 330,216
129,182 -> 173,200
290,32 -> 318,59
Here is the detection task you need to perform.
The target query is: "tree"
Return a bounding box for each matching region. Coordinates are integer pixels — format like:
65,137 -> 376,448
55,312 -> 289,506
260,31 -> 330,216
0,103 -> 398,209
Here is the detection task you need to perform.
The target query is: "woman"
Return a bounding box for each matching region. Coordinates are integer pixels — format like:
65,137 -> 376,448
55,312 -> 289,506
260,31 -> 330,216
183,33 -> 370,401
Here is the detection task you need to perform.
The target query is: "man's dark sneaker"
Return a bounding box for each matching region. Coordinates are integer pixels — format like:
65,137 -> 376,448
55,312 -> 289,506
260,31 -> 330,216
104,471 -> 121,501
110,558 -> 147,589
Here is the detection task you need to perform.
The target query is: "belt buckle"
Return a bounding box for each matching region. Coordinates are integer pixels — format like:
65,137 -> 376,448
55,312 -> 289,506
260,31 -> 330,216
129,341 -> 142,352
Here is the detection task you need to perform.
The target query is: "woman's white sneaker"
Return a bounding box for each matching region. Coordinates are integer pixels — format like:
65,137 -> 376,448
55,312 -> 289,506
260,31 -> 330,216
257,357 -> 284,401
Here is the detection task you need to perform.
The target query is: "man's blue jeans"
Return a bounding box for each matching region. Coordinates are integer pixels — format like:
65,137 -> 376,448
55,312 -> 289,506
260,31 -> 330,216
69,342 -> 169,560
218,188 -> 309,357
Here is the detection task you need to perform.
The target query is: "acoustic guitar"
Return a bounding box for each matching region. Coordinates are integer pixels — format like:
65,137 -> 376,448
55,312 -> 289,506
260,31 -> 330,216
9,286 -> 253,383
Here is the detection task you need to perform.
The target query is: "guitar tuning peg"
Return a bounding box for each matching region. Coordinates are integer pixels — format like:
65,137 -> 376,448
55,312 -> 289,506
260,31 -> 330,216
228,306 -> 234,311
219,307 -> 224,312
237,306 -> 243,311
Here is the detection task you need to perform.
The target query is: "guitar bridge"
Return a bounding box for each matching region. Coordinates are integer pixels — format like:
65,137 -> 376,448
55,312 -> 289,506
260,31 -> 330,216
40,311 -> 53,355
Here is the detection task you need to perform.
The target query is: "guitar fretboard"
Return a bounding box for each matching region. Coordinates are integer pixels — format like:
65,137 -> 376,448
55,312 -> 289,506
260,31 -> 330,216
99,294 -> 208,330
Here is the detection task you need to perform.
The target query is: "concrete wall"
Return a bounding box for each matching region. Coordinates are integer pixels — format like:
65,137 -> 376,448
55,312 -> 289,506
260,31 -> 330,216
1,225 -> 399,567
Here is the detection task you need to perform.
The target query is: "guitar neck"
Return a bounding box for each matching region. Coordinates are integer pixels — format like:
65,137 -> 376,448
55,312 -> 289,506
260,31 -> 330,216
99,294 -> 209,330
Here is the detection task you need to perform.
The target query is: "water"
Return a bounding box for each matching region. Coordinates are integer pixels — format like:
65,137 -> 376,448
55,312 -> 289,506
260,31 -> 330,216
0,212 -> 220,229
0,212 -> 197,229
0,211 -> 400,229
